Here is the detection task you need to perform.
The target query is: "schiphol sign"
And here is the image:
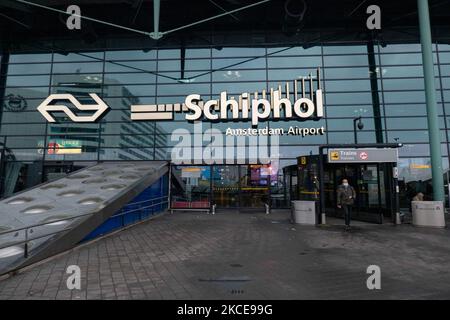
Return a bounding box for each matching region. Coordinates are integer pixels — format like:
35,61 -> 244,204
37,69 -> 326,138
131,68 -> 325,137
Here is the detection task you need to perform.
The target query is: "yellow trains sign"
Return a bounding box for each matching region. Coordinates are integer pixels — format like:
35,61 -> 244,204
330,151 -> 340,161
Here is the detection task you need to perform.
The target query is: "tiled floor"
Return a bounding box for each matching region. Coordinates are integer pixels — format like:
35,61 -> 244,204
0,210 -> 449,300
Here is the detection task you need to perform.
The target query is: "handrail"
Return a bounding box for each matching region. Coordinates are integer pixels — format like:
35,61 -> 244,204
117,201 -> 168,216
119,196 -> 168,206
0,197 -> 169,253
0,211 -> 95,237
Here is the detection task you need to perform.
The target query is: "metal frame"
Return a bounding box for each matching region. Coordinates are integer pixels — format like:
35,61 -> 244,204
318,143 -> 403,225
15,0 -> 272,40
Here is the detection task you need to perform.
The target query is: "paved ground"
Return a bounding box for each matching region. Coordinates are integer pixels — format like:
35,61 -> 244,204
0,210 -> 449,300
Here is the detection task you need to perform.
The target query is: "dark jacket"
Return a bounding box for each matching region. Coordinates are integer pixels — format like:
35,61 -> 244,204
337,184 -> 356,206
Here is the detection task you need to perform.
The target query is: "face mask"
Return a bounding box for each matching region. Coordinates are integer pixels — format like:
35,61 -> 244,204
343,183 -> 349,187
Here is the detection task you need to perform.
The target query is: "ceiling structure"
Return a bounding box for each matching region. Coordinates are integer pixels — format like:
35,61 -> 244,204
1,0 -> 450,52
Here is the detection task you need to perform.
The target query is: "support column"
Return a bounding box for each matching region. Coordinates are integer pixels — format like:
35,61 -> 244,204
150,0 -> 162,40
417,0 -> 445,201
367,41 -> 383,144
0,52 -> 9,128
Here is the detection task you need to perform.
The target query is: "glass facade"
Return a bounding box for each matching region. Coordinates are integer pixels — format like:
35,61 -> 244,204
1,40 -> 450,207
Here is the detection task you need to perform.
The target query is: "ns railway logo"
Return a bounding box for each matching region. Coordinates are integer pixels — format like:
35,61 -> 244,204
37,69 -> 324,125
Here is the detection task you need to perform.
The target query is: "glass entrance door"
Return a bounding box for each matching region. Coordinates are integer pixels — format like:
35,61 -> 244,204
212,165 -> 240,208
239,165 -> 270,209
354,164 -> 383,223
211,165 -> 272,211
327,163 -> 394,224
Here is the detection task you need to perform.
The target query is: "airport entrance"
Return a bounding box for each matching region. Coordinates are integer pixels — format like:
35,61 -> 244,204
169,164 -> 274,212
318,144 -> 402,224
296,144 -> 402,224
322,163 -> 395,224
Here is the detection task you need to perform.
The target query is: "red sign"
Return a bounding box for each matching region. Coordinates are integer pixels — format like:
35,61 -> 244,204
359,152 -> 368,160
48,142 -> 60,155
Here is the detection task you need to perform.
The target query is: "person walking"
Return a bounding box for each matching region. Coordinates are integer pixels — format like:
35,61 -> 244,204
337,179 -> 356,230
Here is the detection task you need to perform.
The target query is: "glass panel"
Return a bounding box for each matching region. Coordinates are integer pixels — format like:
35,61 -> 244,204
328,118 -> 379,131
2,161 -> 43,197
213,165 -> 239,208
268,56 -> 322,68
380,65 -> 424,78
105,50 -> 157,60
104,60 -> 157,73
212,82 -> 265,94
358,164 -> 381,211
326,106 -> 374,117
325,92 -> 373,105
9,53 -> 52,63
383,91 -> 427,103
324,67 -> 370,80
158,83 -> 209,96
379,44 -> 422,53
382,78 -> 425,91
268,46 -> 321,56
100,147 -> 154,160
0,124 -> 47,136
212,57 -> 265,70
212,69 -> 266,82
53,52 -> 104,62
50,74 -> 104,94
158,59 -> 210,72
325,78 -> 371,91
171,166 -> 211,208
7,63 -> 51,75
384,104 -> 432,117
380,53 -> 425,65
323,45 -> 368,54
52,62 -> 103,74
103,73 -> 156,85
328,131 -> 379,144
270,159 -> 297,208
212,47 -> 265,58
1,98 -> 47,119
6,75 -> 50,87
323,55 -> 368,67
239,165 -> 271,208
268,68 -> 323,81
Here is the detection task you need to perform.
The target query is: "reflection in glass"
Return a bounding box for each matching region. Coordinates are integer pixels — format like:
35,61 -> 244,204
171,166 -> 211,208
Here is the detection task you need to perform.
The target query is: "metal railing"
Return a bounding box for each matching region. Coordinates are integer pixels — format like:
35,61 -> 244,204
0,196 -> 169,260
110,196 -> 169,228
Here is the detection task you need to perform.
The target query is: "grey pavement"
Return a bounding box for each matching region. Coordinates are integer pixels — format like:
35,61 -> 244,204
0,210 -> 449,300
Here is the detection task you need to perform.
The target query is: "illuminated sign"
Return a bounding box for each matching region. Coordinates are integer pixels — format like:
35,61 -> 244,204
328,148 -> 398,163
38,140 -> 82,155
37,69 -> 324,128
410,164 -> 431,169
37,93 -> 110,123
131,69 -> 323,126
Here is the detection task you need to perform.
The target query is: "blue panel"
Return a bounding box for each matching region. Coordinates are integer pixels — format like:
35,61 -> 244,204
83,174 -> 168,242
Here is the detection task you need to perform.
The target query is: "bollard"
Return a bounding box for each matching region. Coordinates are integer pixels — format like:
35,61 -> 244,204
265,203 -> 270,215
321,213 -> 327,225
395,211 -> 401,225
